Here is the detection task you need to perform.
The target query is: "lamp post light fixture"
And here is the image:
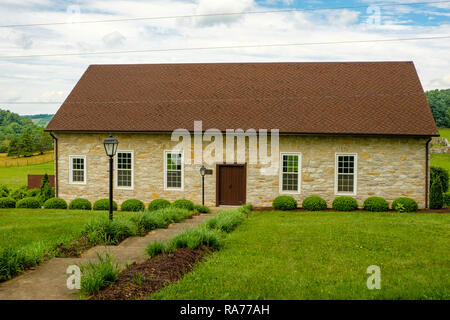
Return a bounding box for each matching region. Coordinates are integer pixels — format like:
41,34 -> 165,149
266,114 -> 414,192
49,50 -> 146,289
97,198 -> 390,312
200,165 -> 206,206
103,134 -> 118,220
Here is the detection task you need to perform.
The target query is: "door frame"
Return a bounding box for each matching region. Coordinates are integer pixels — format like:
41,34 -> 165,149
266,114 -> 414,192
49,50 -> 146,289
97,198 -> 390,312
215,163 -> 247,207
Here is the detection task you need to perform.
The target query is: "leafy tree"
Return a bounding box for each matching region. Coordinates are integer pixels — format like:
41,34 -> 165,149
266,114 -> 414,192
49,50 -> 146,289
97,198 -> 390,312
18,130 -> 34,157
426,89 -> 450,128
7,136 -> 19,156
38,174 -> 53,204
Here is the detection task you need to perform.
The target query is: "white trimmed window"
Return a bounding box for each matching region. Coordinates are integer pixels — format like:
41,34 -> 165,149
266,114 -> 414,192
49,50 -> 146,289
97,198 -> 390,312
164,151 -> 183,190
69,155 -> 86,184
115,151 -> 134,189
280,153 -> 301,193
335,153 -> 357,195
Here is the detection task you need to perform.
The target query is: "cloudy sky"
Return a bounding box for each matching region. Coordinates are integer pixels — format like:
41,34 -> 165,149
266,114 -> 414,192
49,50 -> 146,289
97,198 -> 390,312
0,0 -> 449,115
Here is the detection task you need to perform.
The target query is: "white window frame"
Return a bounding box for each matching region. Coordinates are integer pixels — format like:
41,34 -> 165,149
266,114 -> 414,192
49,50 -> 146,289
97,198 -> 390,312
69,155 -> 86,185
279,152 -> 302,194
115,150 -> 134,190
335,153 -> 358,196
164,150 -> 184,191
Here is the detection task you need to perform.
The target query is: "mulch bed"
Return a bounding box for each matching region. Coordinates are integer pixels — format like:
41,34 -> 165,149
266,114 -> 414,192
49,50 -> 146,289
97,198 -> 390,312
55,235 -> 93,258
92,246 -> 212,300
252,207 -> 450,213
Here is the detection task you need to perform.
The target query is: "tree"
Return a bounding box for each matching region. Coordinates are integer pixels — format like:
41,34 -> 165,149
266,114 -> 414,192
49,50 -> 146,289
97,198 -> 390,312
426,89 -> 450,128
7,136 -> 19,156
18,130 -> 34,157
38,174 -> 53,204
430,166 -> 449,193
429,180 -> 443,209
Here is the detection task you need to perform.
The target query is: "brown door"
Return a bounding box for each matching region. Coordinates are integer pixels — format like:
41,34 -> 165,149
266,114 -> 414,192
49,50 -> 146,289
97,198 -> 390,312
217,164 -> 246,206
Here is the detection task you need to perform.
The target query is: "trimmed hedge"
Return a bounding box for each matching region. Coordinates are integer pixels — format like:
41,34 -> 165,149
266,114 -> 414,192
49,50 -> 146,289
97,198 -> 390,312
172,199 -> 195,211
363,197 -> 389,212
443,192 -> 450,207
16,197 -> 41,209
302,196 -> 327,211
392,197 -> 418,212
93,199 -> 118,211
121,199 -> 145,212
272,195 -> 297,210
10,186 -> 27,201
0,197 -> 16,208
69,198 -> 92,210
194,204 -> 211,213
148,199 -> 171,211
332,196 -> 358,211
431,166 -> 449,193
430,180 -> 443,209
43,197 -> 67,209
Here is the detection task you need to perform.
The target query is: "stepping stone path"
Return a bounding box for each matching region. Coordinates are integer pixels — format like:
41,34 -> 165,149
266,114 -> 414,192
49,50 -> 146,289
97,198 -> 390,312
0,210 -> 218,300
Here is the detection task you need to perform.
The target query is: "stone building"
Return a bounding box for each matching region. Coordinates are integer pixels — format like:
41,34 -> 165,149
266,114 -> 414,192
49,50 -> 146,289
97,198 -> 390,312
45,62 -> 438,208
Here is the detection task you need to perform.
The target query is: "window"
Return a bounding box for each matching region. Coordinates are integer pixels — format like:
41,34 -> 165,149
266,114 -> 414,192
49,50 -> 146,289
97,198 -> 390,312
116,151 -> 133,189
280,153 -> 301,193
165,151 -> 183,190
69,156 -> 86,184
335,153 -> 357,195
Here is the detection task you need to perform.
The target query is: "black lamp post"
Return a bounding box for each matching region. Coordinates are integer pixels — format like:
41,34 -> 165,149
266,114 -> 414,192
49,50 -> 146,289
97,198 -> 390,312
200,165 -> 206,206
103,134 -> 118,220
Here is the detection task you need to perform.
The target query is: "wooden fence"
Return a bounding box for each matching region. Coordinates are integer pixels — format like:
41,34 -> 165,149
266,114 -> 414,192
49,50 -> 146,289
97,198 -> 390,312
0,152 -> 54,168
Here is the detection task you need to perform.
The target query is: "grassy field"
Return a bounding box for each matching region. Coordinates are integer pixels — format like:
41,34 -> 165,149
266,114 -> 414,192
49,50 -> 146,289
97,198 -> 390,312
152,211 -> 450,300
0,152 -> 54,168
0,161 -> 54,188
438,128 -> 450,140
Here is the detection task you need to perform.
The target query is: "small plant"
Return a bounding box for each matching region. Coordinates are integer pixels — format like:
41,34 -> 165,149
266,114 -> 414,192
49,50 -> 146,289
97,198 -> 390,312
363,197 -> 389,212
205,209 -> 245,233
0,244 -> 46,281
93,199 -> 118,211
167,228 -> 221,251
146,240 -> 166,258
148,199 -> 171,211
302,196 -> 327,211
430,180 -> 444,209
69,198 -> 92,210
10,186 -> 27,201
79,253 -> 120,295
38,174 -> 53,204
16,197 -> 41,209
121,199 -> 145,212
194,204 -> 211,213
26,188 -> 40,198
82,216 -> 138,245
172,199 -> 195,211
131,273 -> 144,286
0,197 -> 16,208
272,195 -> 297,210
392,197 -> 418,212
43,197 -> 67,209
332,196 -> 358,211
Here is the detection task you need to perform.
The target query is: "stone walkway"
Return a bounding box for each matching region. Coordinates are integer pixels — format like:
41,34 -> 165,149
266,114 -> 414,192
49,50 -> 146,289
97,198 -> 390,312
0,211 -> 217,300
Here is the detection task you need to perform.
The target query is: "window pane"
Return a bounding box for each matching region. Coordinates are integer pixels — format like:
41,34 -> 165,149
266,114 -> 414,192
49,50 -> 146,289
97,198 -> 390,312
337,155 -> 355,193
282,173 -> 298,191
166,152 -> 182,188
117,152 -> 132,187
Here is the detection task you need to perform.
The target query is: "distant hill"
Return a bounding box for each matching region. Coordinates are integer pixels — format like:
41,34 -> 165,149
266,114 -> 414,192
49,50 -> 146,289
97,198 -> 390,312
23,114 -> 54,127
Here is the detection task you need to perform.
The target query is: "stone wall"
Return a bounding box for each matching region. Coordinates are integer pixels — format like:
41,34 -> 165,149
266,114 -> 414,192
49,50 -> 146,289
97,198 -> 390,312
55,133 -> 428,208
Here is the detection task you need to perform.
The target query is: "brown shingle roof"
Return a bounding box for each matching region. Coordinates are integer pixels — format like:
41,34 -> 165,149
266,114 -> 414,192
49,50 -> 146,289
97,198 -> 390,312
46,62 -> 438,136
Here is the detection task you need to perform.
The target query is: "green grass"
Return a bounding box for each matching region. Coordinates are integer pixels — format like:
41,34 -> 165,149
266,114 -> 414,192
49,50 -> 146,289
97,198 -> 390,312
151,211 -> 450,300
0,161 -> 54,188
431,154 -> 450,172
438,128 -> 450,140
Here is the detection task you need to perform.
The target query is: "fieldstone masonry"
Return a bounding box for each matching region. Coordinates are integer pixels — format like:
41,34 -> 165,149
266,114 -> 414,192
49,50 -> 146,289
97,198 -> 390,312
55,133 -> 428,208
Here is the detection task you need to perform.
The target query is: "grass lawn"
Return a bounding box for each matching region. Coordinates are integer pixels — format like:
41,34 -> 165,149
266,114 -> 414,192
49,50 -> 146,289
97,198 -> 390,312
438,128 -> 450,140
431,154 -> 450,172
152,211 -> 450,300
0,161 -> 54,188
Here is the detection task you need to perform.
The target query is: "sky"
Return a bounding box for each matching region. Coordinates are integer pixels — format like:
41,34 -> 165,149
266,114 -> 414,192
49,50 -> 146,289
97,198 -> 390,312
0,0 -> 449,115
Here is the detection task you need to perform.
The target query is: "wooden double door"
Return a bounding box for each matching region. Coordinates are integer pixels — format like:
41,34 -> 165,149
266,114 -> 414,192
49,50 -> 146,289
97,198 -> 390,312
216,164 -> 246,206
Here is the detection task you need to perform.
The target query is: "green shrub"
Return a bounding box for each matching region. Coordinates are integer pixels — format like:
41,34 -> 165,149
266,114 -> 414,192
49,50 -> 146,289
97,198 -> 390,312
79,253 -> 120,295
194,204 -> 211,213
93,199 -> 118,211
431,166 -> 449,192
0,185 -> 10,198
160,207 -> 193,223
238,204 -> 253,215
172,199 -> 195,211
332,196 -> 358,211
302,196 -> 327,211
16,197 -> 41,209
148,198 -> 171,211
443,192 -> 450,207
272,195 -> 297,210
363,197 -> 389,212
166,228 -> 221,252
26,188 -> 40,198
82,216 -> 137,245
43,197 -> 67,209
0,197 -> 15,208
430,180 -> 443,209
38,174 -> 53,204
10,186 -> 27,201
130,211 -> 168,235
205,209 -> 245,233
392,197 -> 418,212
121,199 -> 145,212
69,198 -> 92,210
145,241 -> 166,258
0,244 -> 46,281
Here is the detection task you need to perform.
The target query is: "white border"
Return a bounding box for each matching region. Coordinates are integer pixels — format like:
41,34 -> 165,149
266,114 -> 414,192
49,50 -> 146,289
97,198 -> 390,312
115,150 -> 134,190
164,150 -> 184,191
69,155 -> 86,185
279,152 -> 302,194
334,152 -> 358,196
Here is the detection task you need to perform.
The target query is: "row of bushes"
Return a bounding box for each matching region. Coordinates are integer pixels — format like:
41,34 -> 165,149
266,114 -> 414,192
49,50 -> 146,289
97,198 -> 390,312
272,195 -> 419,212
